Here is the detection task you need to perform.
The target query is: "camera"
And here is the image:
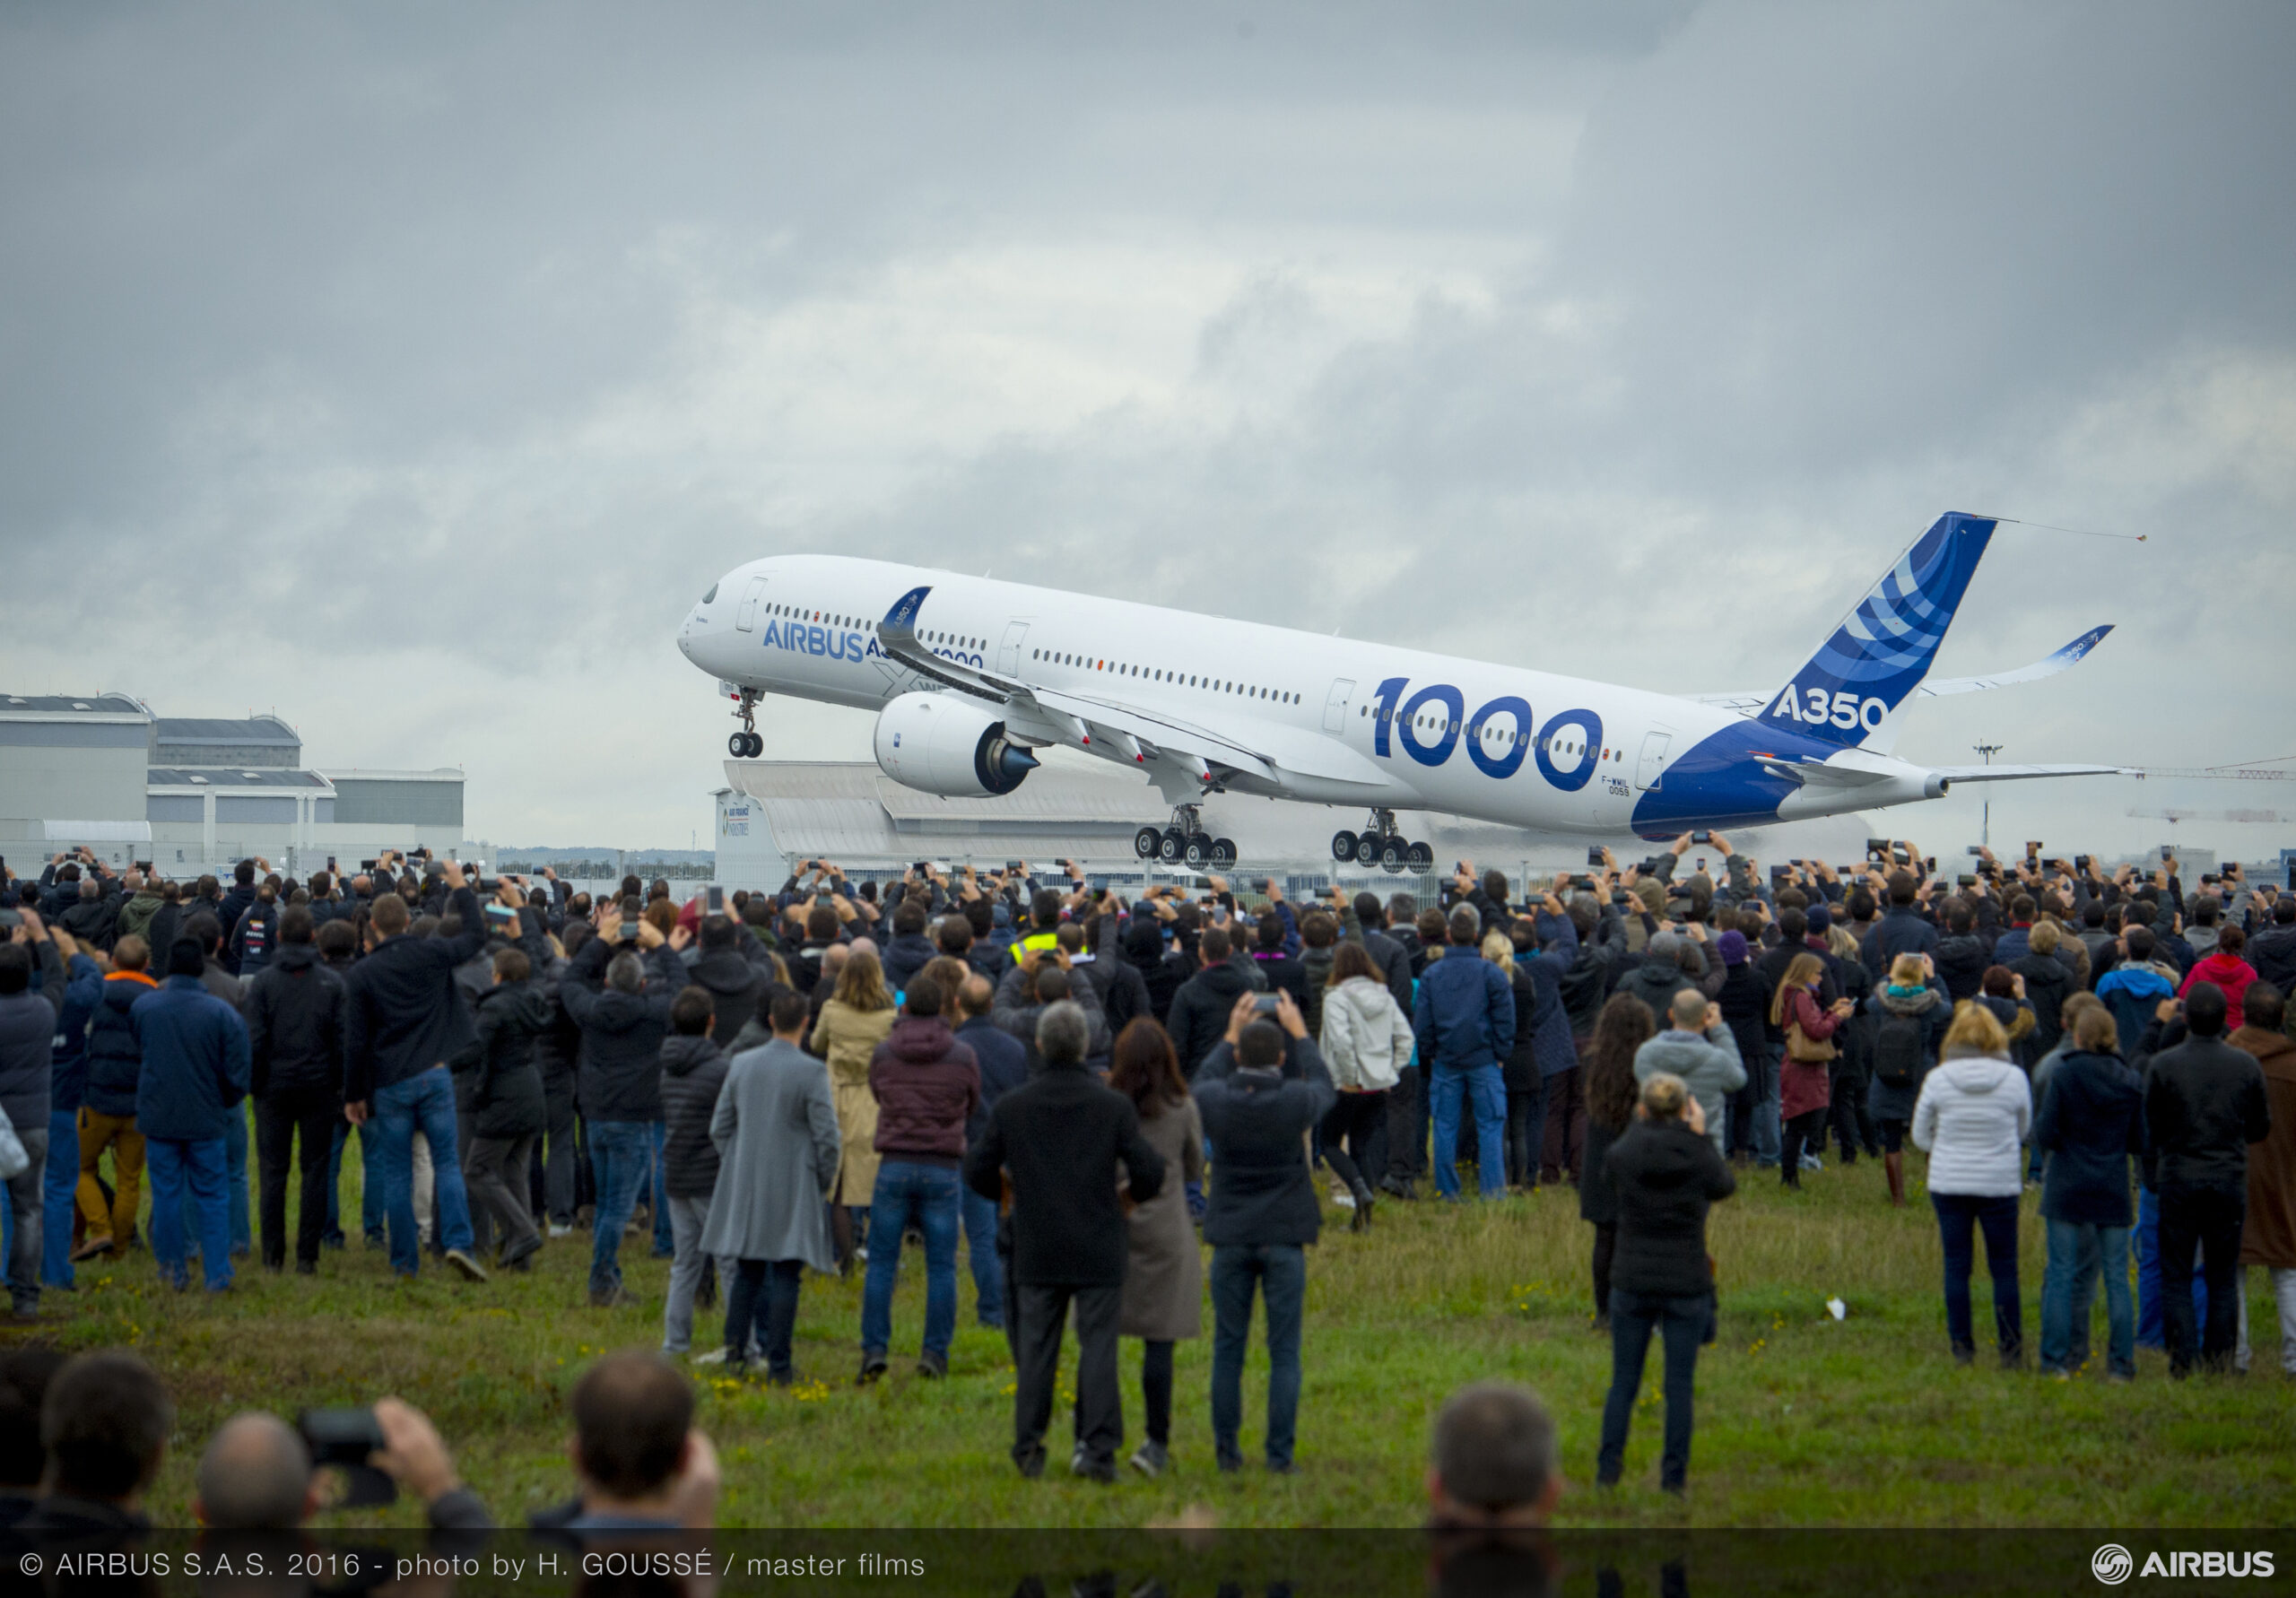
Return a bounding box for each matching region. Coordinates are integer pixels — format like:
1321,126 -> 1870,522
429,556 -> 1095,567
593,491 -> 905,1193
2074,855 -> 2092,872
297,1408 -> 396,1507
1957,873 -> 1978,887
1866,838 -> 1890,861
1570,874 -> 1596,890
1250,877 -> 1272,893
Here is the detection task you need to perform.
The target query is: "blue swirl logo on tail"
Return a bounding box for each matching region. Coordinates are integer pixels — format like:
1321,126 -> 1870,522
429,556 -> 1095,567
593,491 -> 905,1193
1765,513 -> 1996,746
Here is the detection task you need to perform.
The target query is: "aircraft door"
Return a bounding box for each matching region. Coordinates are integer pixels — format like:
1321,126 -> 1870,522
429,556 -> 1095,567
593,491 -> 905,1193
1323,678 -> 1355,734
1635,731 -> 1672,792
735,577 -> 768,632
998,621 -> 1030,676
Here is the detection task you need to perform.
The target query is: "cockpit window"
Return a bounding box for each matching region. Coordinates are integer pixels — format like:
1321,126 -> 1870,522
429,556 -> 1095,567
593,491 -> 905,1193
702,583 -> 718,604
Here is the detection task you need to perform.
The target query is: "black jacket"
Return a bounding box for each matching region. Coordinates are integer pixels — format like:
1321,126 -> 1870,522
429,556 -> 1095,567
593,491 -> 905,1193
83,973 -> 154,1118
1195,1038 -> 1337,1247
1077,951 -> 1153,1041
657,1033 -> 730,1198
1167,957 -> 1265,1079
965,1061 -> 1165,1288
2249,922 -> 2296,995
243,943 -> 346,1099
1935,933 -> 1990,1003
562,939 -> 689,1123
468,980 -> 550,1141
1578,1117 -> 1623,1225
344,886 -> 486,1103
2033,1048 -> 2144,1226
955,1015 -> 1030,1148
1601,1117 -> 1736,1299
879,932 -> 939,994
684,946 -> 765,1047
1121,920 -> 1188,1024
2144,1035 -> 2272,1192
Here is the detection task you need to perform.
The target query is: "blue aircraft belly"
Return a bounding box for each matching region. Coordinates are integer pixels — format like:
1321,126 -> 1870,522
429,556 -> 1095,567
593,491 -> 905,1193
1628,720 -> 1843,838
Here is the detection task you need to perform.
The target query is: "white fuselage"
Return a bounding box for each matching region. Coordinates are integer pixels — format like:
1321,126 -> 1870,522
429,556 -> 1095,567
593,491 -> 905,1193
678,554 -> 1891,838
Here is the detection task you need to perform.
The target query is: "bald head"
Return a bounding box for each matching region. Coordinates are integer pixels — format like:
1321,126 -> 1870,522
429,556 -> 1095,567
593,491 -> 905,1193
196,1412 -> 312,1530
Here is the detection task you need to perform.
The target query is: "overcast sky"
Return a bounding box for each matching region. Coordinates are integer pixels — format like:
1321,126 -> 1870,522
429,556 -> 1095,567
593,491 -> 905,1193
4,3 -> 2291,857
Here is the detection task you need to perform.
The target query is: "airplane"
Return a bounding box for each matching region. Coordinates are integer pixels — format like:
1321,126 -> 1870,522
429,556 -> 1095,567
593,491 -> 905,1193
676,512 -> 2128,874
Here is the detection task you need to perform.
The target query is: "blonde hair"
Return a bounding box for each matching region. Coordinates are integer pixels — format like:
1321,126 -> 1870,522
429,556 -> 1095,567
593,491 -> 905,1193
1481,931 -> 1515,973
2030,919 -> 2060,955
1944,999 -> 2008,1056
833,947 -> 892,1012
1769,951 -> 1826,1026
1888,952 -> 1927,987
2073,1005 -> 2119,1052
1639,1072 -> 1689,1120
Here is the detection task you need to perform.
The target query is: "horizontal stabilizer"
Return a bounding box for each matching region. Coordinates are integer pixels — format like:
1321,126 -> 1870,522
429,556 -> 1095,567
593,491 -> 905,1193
1928,762 -> 2135,784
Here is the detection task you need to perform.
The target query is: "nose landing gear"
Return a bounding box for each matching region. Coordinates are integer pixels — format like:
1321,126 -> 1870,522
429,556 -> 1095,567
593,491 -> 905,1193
1329,811 -> 1433,875
727,690 -> 763,759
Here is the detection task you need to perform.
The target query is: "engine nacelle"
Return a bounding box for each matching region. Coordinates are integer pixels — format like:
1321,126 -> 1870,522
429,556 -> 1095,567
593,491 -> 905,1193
872,691 -> 1039,797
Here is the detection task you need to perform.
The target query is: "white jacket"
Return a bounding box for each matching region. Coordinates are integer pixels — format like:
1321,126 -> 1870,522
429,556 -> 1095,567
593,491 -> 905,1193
1318,976 -> 1415,1092
1910,1048 -> 2032,1196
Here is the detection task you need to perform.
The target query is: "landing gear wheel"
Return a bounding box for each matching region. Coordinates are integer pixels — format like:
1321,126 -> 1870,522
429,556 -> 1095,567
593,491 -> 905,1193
1135,827 -> 1163,861
1380,838 -> 1410,873
1406,842 -> 1434,874
1211,838 -> 1238,869
728,731 -> 761,758
1352,833 -> 1384,868
1331,829 -> 1360,864
747,732 -> 764,757
1158,829 -> 1187,864
1183,834 -> 1213,870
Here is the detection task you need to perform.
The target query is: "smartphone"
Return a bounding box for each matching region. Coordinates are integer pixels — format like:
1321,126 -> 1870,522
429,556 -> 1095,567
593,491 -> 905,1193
1957,873 -> 1978,887
1924,857 -> 1936,873
2074,855 -> 2092,873
1692,830 -> 1712,845
1249,877 -> 1272,893
706,885 -> 726,913
1866,838 -> 1891,860
483,902 -> 517,929
1253,994 -> 1280,1015
1587,847 -> 1605,868
2159,845 -> 2174,862
1770,864 -> 1791,882
298,1408 -> 396,1508
1570,873 -> 1597,891
1005,861 -> 1023,874
2025,841 -> 2043,856
1966,845 -> 1984,856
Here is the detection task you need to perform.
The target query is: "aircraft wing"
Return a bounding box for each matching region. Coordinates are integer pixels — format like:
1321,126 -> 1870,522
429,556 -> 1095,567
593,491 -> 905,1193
1926,762 -> 2136,783
874,584 -> 1397,793
1688,624 -> 2114,715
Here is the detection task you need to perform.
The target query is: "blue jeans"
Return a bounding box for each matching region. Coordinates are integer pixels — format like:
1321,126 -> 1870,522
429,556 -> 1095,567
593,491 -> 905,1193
327,1120 -> 386,1243
371,1067 -> 474,1276
2,1125 -> 49,1309
1429,1063 -> 1506,1200
2041,1219 -> 2133,1377
42,1110 -> 77,1289
147,1136 -> 232,1291
862,1160 -> 961,1360
2136,1185 -> 2205,1349
1211,1242 -> 1306,1469
587,1120 -> 653,1295
1597,1287 -> 1708,1489
726,1258 -> 804,1377
649,1121 -> 674,1258
187,1106 -> 251,1257
961,1185 -> 1005,1329
1933,1192 -> 2022,1358
1750,1045 -> 1782,1165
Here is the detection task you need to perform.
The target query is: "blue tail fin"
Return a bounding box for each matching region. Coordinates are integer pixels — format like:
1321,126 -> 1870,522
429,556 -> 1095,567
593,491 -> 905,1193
1762,513 -> 1997,749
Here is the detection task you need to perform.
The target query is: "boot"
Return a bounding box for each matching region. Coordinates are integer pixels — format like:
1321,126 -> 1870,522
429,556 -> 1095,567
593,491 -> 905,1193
1349,1180 -> 1376,1232
1883,1151 -> 1906,1208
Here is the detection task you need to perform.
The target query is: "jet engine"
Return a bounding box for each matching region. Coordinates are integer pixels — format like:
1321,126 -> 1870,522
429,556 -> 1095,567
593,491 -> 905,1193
872,691 -> 1039,797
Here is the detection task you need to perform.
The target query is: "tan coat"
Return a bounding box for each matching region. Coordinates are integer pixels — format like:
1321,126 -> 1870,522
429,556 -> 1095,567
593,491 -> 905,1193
811,998 -> 897,1204
1118,1095 -> 1205,1342
2233,1026 -> 2296,1267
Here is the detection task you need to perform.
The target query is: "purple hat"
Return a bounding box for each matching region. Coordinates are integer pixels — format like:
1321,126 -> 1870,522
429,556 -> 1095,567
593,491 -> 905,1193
1718,929 -> 1750,966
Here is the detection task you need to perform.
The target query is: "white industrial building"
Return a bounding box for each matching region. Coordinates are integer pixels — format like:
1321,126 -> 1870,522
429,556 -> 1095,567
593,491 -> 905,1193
1,692 -> 465,880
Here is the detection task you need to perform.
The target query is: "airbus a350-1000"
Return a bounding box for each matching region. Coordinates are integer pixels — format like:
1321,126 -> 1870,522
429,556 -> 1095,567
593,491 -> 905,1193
677,512 -> 2126,873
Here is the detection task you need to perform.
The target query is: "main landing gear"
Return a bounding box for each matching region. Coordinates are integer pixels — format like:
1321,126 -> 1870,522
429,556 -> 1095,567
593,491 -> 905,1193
727,690 -> 763,759
1134,804 -> 1236,872
1330,809 -> 1433,875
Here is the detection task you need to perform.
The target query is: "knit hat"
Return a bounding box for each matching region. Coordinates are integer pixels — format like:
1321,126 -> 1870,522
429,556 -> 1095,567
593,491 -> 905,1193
991,902 -> 1013,929
1805,904 -> 1832,934
1718,930 -> 1749,966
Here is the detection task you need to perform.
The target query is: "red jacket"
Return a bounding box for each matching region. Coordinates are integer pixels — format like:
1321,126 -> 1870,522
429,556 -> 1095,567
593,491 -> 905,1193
2180,952 -> 2258,1032
867,1016 -> 980,1168
1779,986 -> 1841,1122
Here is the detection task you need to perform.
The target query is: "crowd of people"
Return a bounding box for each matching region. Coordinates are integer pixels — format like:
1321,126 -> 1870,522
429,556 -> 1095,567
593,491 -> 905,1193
1,833 -> 2290,1496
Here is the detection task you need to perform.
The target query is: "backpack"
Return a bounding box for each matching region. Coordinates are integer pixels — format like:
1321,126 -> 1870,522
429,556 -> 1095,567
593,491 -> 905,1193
1873,1006 -> 1925,1088
236,909 -> 272,971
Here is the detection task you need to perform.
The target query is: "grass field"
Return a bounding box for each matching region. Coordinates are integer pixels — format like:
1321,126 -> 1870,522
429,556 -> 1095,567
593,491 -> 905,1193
16,1146 -> 2295,1529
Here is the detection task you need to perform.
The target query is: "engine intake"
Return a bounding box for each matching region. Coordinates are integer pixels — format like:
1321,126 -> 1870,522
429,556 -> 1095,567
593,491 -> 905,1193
873,691 -> 1039,797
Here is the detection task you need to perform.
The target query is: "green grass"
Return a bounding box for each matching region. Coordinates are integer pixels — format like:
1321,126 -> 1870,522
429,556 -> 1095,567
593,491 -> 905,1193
18,1145 -> 2296,1528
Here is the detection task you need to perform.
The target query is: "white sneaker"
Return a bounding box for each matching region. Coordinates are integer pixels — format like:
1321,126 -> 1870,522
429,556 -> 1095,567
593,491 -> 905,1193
1331,1187 -> 1357,1210
547,1223 -> 574,1238
692,1347 -> 730,1365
